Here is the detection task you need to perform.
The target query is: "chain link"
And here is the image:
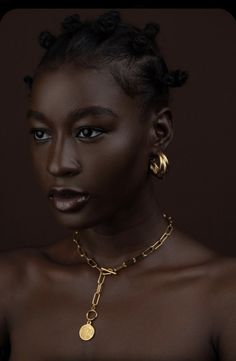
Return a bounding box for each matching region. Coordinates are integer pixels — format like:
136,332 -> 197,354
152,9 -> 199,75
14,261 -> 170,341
73,214 -> 173,332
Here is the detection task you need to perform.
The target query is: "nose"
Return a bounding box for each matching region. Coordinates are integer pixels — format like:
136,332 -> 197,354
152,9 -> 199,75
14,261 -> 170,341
47,137 -> 81,177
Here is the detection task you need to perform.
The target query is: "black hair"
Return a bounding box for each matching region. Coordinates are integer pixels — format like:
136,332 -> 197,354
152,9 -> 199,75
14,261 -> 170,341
24,10 -> 188,112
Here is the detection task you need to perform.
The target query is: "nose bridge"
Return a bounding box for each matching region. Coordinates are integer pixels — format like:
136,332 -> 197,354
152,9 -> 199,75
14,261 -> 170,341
47,133 -> 80,176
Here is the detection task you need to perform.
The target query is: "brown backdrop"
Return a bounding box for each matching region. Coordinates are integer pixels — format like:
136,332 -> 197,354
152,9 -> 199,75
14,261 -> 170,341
0,9 -> 235,256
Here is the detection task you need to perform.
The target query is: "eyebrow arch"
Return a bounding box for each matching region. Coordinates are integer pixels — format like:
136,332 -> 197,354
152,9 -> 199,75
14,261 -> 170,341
26,106 -> 118,123
26,110 -> 46,121
69,106 -> 118,121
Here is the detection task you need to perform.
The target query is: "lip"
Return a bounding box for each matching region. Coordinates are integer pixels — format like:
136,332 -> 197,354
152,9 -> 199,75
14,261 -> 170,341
48,187 -> 90,213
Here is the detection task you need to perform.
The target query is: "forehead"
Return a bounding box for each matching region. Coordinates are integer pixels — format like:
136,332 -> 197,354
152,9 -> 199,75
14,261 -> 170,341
29,65 -> 142,123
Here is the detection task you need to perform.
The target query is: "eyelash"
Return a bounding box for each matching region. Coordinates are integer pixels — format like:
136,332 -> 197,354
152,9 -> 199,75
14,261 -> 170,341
29,127 -> 105,143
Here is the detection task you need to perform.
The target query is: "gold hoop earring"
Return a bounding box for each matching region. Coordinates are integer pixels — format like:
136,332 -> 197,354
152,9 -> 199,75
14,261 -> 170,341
149,152 -> 169,179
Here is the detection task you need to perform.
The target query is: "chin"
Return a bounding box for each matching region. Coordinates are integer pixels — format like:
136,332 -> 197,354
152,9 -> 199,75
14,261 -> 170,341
49,209 -> 102,231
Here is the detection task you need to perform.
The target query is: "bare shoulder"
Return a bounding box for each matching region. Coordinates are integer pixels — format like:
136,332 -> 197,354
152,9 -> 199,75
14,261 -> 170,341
0,243 -> 47,269
167,228 -> 226,268
207,254 -> 236,361
170,229 -> 236,359
0,245 -> 47,356
169,228 -> 236,295
0,238 -> 74,297
206,252 -> 236,313
177,232 -> 236,361
172,228 -> 236,281
0,244 -> 52,306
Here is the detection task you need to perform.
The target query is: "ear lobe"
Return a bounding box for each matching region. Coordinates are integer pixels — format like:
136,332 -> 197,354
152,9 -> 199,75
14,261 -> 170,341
150,107 -> 173,152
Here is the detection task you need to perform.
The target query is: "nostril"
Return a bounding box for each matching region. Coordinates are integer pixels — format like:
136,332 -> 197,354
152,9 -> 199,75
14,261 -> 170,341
66,169 -> 80,177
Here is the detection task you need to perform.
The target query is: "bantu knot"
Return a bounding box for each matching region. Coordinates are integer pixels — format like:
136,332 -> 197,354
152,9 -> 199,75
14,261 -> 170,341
131,32 -> 153,55
61,14 -> 82,34
94,10 -> 121,36
23,75 -> 33,90
38,31 -> 56,50
143,22 -> 160,40
163,70 -> 189,87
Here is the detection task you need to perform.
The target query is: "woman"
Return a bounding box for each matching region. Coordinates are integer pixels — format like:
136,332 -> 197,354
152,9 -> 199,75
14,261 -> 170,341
0,10 -> 235,361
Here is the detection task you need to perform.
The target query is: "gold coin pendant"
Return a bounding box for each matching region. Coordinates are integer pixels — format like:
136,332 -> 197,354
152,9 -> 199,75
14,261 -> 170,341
79,323 -> 95,341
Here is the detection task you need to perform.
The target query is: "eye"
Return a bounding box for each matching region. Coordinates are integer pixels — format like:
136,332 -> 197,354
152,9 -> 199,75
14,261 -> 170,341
29,128 -> 51,143
76,127 -> 104,139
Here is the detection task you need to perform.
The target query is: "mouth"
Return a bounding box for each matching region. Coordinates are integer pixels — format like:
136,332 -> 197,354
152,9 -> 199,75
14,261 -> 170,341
48,188 -> 90,213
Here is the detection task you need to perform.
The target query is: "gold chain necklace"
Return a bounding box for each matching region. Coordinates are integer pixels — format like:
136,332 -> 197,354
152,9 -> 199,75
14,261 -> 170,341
72,213 -> 173,341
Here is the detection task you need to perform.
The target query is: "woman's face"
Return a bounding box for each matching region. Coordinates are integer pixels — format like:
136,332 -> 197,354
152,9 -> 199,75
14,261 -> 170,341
27,65 -> 156,230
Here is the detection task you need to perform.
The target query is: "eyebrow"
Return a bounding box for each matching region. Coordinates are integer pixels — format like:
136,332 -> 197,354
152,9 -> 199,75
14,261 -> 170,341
26,106 -> 118,123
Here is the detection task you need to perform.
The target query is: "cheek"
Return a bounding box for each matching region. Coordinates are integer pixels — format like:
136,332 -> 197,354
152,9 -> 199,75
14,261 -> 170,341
29,146 -> 49,189
85,132 -> 149,195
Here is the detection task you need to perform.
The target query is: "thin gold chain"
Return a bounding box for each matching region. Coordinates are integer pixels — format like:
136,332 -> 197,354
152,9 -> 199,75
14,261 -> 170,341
73,213 -> 173,341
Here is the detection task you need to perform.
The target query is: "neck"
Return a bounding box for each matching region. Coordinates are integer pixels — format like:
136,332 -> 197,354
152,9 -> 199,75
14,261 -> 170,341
74,181 -> 169,267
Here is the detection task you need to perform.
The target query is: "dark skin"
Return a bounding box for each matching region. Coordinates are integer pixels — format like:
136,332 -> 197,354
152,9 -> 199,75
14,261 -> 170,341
0,64 -> 236,361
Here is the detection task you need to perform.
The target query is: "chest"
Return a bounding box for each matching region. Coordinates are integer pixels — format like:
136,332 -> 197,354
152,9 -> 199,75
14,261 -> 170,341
8,270 -> 215,361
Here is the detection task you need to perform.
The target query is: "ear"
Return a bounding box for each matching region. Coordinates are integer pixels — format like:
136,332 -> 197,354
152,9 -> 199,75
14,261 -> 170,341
149,107 -> 173,155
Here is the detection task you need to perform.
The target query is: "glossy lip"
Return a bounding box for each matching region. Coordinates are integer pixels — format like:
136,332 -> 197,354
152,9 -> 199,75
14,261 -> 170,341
48,187 -> 90,213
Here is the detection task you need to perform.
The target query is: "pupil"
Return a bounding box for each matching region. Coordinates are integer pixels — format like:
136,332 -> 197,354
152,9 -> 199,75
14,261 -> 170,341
83,129 -> 91,136
37,131 -> 43,138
